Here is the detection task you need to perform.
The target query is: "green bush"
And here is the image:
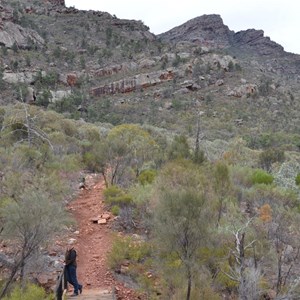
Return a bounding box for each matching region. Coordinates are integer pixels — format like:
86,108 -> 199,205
168,135 -> 191,160
227,60 -> 234,72
251,169 -> 274,185
108,236 -> 151,269
36,89 -> 52,107
3,283 -> 51,300
296,173 -> 300,186
103,186 -> 133,206
259,148 -> 285,171
138,169 -> 157,185
82,152 -> 97,172
111,205 -> 120,216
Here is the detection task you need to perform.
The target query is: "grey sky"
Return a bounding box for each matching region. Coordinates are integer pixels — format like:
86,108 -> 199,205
65,0 -> 300,54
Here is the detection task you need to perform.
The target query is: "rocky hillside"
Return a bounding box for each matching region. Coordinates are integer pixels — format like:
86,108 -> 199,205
0,0 -> 299,147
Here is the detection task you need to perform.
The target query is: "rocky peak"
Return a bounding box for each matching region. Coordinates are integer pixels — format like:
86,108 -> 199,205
158,14 -> 233,48
232,29 -> 284,55
159,14 -> 286,56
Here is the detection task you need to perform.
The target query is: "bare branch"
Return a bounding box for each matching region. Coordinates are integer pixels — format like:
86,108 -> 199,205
220,269 -> 240,282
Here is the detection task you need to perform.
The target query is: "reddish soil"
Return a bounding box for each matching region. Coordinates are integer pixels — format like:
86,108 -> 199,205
66,175 -> 142,300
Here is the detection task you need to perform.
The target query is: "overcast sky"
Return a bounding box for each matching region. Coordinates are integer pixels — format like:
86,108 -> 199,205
65,0 -> 300,54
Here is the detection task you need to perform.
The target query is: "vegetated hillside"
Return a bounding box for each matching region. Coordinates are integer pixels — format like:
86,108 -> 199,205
1,1 -> 300,299
0,0 -> 299,147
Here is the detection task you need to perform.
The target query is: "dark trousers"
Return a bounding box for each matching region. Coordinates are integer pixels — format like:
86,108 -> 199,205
66,264 -> 82,294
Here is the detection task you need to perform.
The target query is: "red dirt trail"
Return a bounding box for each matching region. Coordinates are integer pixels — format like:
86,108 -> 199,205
66,175 -> 142,300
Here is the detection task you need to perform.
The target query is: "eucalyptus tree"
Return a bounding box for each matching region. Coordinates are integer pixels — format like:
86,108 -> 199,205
153,160 -> 216,300
0,187 -> 69,297
101,124 -> 159,186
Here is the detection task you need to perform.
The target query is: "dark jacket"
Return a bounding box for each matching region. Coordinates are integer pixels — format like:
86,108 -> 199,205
65,247 -> 77,267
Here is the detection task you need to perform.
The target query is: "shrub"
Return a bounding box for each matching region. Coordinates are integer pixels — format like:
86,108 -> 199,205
3,283 -> 51,300
172,54 -> 182,67
36,89 -> 51,107
82,152 -> 97,172
111,205 -> 120,216
168,134 -> 191,160
138,169 -> 157,185
108,236 -> 151,269
259,148 -> 285,172
296,173 -> 300,186
1,46 -> 8,56
11,42 -> 18,53
53,46 -> 61,58
227,60 -> 234,72
251,170 -> 274,185
10,60 -> 18,72
258,76 -> 272,96
103,185 -> 133,207
34,70 -> 59,89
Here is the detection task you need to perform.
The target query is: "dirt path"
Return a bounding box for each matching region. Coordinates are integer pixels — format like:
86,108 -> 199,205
66,175 -> 141,300
68,176 -> 113,289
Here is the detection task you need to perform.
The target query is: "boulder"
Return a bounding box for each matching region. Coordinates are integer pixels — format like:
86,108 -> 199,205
215,79 -> 224,86
138,58 -> 156,69
101,213 -> 110,220
3,70 -> 42,84
66,73 -> 78,86
227,84 -> 257,97
98,219 -> 107,225
50,90 -> 71,102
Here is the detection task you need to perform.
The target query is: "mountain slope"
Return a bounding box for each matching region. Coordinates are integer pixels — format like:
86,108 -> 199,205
0,0 -> 299,147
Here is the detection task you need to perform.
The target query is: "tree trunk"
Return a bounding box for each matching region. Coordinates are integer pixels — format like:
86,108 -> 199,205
186,271 -> 192,300
216,198 -> 224,228
0,264 -> 19,298
238,233 -> 247,300
20,253 -> 25,288
276,253 -> 282,295
194,114 -> 200,158
101,170 -> 108,188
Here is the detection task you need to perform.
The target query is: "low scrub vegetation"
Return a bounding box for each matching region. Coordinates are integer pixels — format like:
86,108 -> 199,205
0,102 -> 299,299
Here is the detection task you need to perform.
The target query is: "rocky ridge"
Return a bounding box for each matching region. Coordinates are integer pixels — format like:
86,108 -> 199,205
159,14 -> 285,56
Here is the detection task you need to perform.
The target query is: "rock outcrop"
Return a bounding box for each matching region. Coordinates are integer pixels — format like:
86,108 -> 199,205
0,21 -> 44,48
159,14 -> 285,56
92,62 -> 138,78
158,14 -> 232,48
90,69 -> 176,96
3,70 -> 42,84
232,29 -> 284,55
227,84 -> 258,98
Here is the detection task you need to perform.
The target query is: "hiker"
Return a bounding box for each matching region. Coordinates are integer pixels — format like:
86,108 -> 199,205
79,177 -> 86,190
65,246 -> 83,297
